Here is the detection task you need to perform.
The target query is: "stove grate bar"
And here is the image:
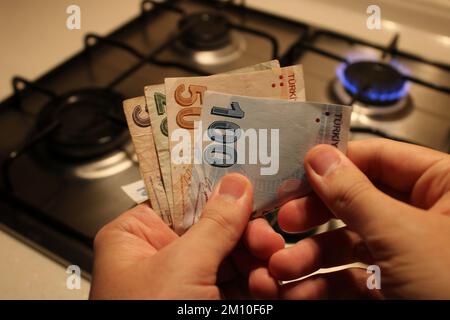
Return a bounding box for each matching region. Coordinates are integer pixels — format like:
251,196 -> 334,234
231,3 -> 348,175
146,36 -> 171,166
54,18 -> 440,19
2,121 -> 60,192
381,33 -> 399,60
314,30 -> 450,73
289,30 -> 450,96
229,22 -> 279,60
11,77 -> 58,112
83,33 -> 209,90
85,33 -> 208,76
290,40 -> 349,65
85,33 -> 146,60
142,0 -> 281,63
403,75 -> 450,94
141,0 -> 185,16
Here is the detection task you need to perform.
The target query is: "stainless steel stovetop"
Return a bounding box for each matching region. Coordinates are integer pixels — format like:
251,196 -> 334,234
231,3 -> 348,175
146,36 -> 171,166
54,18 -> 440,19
297,33 -> 450,151
0,0 -> 449,272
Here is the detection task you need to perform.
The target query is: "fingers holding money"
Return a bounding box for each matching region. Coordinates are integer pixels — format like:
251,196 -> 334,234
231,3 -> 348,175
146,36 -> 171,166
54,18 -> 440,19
278,194 -> 334,233
217,249 -> 280,299
182,173 -> 254,270
269,227 -> 373,281
279,267 -> 382,300
243,218 -> 285,260
224,217 -> 285,299
218,217 -> 285,283
217,219 -> 284,299
248,262 -> 280,299
239,218 -> 285,299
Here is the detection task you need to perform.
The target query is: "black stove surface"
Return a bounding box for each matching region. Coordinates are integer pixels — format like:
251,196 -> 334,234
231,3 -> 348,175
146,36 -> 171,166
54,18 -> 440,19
1,0 -> 449,274
0,0 -> 307,273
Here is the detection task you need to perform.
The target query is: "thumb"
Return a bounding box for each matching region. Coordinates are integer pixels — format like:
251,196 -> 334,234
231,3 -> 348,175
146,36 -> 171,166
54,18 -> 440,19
181,173 -> 253,268
304,144 -> 420,236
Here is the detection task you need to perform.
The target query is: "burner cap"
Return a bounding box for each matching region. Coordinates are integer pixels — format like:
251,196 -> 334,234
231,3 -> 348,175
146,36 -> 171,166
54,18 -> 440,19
337,61 -> 408,105
36,89 -> 128,160
178,11 -> 231,50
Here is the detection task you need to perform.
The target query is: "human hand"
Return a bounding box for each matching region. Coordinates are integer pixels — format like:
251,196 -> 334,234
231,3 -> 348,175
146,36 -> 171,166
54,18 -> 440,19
270,138 -> 450,299
89,173 -> 284,299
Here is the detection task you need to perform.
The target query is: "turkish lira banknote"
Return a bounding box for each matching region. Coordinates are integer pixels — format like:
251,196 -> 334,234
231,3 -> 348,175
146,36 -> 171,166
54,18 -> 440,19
123,60 -> 351,236
165,64 -> 306,232
190,91 -> 352,222
143,60 -> 282,232
122,96 -> 173,227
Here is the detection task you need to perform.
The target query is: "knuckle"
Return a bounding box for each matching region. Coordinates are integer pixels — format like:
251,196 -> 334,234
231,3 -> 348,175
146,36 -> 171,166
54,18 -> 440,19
123,204 -> 152,219
116,204 -> 152,227
334,179 -> 372,212
127,205 -> 151,222
201,205 -> 238,241
93,205 -> 148,250
93,224 -> 111,250
436,158 -> 450,185
352,239 -> 372,263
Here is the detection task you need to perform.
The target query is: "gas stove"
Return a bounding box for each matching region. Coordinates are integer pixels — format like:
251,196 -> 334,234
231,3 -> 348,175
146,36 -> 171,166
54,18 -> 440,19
284,31 -> 450,150
1,0 -> 449,273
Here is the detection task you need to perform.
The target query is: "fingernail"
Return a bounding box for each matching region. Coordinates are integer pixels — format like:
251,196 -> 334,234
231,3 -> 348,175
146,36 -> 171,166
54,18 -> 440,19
308,146 -> 341,176
218,174 -> 247,201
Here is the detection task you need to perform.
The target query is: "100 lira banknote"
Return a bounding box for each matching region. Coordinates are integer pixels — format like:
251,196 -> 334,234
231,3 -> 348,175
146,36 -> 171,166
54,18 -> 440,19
190,91 -> 352,222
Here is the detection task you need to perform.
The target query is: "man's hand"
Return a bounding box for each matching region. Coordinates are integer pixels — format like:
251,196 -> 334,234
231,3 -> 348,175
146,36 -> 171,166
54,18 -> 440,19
270,139 -> 450,299
89,173 -> 284,299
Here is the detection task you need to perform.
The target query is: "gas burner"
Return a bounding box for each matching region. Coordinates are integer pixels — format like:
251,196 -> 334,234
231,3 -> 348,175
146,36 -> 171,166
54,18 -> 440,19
179,11 -> 231,50
173,11 -> 245,66
333,60 -> 410,115
35,88 -> 129,160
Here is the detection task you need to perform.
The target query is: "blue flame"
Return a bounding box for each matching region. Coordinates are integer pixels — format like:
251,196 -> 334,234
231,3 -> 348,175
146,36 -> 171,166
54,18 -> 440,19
336,60 -> 410,103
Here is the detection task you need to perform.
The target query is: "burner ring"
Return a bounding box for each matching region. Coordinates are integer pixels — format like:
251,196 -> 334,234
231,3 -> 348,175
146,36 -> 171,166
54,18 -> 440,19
178,11 -> 231,51
173,11 -> 245,66
332,79 -> 409,116
35,88 -> 128,160
333,60 -> 410,115
337,61 -> 409,105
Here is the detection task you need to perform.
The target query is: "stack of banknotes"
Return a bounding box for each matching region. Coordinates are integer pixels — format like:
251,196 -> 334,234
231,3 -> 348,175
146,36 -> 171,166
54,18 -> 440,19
123,60 -> 352,234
